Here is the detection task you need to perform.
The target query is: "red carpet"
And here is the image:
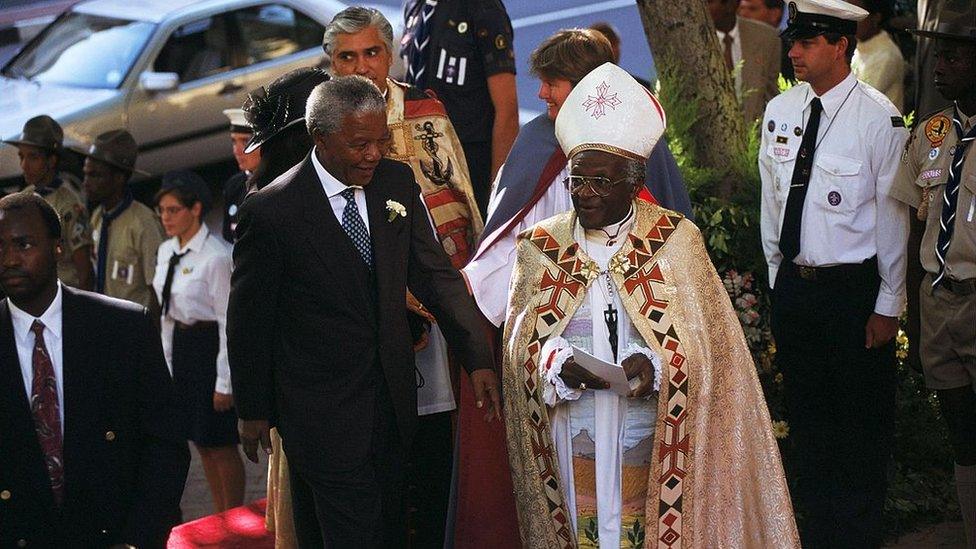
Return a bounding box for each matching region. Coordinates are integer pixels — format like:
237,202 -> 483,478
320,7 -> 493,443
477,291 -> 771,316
168,499 -> 274,548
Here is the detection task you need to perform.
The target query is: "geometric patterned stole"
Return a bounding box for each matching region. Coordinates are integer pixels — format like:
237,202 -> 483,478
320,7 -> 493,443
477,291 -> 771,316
516,205 -> 687,548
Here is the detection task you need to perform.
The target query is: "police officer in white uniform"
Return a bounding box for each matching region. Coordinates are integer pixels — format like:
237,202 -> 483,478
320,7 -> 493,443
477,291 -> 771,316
759,1 -> 909,546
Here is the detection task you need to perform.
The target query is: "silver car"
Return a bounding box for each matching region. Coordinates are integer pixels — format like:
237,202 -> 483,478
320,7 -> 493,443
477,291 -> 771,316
0,0 -> 352,187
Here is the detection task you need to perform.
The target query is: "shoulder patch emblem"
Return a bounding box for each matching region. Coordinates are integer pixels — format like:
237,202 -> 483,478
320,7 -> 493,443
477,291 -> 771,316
924,115 -> 952,147
891,116 -> 905,128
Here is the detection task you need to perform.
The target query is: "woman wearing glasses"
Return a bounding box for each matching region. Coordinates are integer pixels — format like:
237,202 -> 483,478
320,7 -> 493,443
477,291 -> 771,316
152,170 -> 244,513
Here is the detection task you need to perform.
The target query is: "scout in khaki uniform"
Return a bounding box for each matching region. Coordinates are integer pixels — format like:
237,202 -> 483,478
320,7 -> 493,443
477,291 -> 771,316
891,4 -> 976,545
78,130 -> 163,310
3,115 -> 94,290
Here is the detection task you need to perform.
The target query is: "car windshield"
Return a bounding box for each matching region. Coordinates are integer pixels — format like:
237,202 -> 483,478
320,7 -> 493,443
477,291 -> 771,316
2,12 -> 155,89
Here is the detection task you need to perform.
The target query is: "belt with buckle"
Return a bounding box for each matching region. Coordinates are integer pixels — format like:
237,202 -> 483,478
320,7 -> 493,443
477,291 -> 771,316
174,320 -> 218,331
939,277 -> 976,296
788,259 -> 876,283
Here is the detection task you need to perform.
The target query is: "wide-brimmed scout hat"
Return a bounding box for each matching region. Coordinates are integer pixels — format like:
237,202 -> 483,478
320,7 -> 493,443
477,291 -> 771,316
74,129 -> 149,176
780,0 -> 868,41
908,0 -> 976,43
242,67 -> 330,154
3,115 -> 64,152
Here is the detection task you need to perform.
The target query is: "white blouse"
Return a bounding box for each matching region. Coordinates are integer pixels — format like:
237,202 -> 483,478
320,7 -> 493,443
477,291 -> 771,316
152,225 -> 233,394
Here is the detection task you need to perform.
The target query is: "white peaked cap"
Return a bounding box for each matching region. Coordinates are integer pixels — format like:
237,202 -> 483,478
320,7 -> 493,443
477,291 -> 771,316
555,62 -> 666,162
222,108 -> 251,132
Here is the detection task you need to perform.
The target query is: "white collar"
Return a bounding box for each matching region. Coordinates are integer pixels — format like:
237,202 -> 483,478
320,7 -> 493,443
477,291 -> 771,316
716,21 -> 740,41
578,205 -> 636,247
177,224 -> 210,254
805,71 -> 858,119
8,282 -> 64,344
311,148 -> 361,198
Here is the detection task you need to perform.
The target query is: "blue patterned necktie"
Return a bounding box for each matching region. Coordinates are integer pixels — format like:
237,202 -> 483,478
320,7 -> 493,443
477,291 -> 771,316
340,187 -> 373,269
95,193 -> 133,293
402,0 -> 438,89
933,108 -> 976,288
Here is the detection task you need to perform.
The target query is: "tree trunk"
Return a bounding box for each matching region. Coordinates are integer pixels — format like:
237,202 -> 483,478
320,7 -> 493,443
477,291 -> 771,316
636,0 -> 746,199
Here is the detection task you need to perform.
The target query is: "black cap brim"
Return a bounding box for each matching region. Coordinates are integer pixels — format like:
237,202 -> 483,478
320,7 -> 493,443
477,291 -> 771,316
908,28 -> 976,42
243,117 -> 305,155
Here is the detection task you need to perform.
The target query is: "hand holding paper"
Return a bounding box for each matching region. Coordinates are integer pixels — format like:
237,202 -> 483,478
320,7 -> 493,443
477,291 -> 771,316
571,346 -> 632,396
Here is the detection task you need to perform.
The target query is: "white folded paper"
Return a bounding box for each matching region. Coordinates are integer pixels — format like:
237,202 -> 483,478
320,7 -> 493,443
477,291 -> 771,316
571,345 -> 632,396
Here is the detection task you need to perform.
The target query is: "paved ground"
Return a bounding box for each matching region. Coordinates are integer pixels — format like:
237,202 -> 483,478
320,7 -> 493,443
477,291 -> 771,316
179,444 -> 269,522
887,521 -> 967,548
178,447 -> 968,548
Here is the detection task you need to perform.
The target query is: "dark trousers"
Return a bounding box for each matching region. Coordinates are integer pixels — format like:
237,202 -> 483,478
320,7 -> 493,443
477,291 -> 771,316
406,411 -> 453,548
771,261 -> 896,549
461,140 -> 492,220
287,385 -> 407,549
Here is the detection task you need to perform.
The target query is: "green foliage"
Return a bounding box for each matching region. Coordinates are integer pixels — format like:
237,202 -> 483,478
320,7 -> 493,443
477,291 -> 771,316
583,517 -> 599,543
627,518 -> 646,548
660,79 -> 957,540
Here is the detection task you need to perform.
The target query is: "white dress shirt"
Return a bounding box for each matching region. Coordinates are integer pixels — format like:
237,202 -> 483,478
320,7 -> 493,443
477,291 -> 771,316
716,23 -> 743,97
463,163 -> 573,326
9,283 -> 65,428
152,225 -> 233,394
759,72 -> 909,317
311,149 -> 370,234
852,30 -> 906,112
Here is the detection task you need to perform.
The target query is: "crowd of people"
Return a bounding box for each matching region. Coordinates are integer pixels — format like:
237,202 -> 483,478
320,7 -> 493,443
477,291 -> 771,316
0,0 -> 973,548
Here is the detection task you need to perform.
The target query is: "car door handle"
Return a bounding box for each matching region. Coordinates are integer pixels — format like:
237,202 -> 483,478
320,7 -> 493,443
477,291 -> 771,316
218,82 -> 244,95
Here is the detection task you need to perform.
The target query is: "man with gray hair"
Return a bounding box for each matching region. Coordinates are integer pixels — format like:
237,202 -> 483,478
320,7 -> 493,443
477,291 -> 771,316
227,74 -> 499,547
322,7 -> 484,547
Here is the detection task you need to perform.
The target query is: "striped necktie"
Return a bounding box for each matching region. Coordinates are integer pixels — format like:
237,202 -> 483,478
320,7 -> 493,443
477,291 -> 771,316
402,0 -> 438,89
933,108 -> 976,288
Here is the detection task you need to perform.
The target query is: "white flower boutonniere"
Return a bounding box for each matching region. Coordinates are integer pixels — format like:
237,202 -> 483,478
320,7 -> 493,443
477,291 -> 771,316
386,200 -> 406,222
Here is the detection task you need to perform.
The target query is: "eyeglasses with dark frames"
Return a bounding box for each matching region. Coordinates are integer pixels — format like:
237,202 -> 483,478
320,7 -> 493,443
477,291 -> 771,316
562,175 -> 632,197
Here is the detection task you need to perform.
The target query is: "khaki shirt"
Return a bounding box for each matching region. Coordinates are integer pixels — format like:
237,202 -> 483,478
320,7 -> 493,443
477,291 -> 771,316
24,182 -> 92,288
91,200 -> 163,308
891,105 -> 976,281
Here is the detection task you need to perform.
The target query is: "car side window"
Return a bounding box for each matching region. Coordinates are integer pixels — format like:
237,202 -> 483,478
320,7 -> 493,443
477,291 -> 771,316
154,15 -> 235,83
232,4 -> 324,65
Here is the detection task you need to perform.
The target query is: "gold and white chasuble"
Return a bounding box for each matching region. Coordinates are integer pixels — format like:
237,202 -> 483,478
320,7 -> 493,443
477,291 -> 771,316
502,200 -> 799,548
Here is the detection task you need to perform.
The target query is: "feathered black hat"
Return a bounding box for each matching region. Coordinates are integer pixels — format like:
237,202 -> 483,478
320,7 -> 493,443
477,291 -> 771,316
242,67 -> 330,154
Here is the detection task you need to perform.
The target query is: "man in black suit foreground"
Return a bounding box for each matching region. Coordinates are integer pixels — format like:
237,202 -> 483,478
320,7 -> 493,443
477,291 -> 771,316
0,192 -> 188,548
228,75 -> 500,547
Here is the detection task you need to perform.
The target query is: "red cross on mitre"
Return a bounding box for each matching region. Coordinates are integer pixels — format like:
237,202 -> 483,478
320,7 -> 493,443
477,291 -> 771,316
582,81 -> 622,119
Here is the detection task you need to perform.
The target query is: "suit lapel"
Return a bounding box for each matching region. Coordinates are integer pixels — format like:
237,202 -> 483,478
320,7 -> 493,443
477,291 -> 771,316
59,288 -> 96,483
0,299 -> 55,509
299,156 -> 375,312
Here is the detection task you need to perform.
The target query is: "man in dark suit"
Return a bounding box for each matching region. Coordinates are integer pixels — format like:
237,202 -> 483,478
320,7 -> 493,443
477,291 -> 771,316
227,75 -> 499,548
0,192 -> 189,549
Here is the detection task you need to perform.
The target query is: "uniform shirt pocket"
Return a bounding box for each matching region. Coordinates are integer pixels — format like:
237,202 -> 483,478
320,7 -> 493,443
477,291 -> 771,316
433,30 -> 474,87
110,252 -> 139,285
814,153 -> 864,214
766,143 -> 798,204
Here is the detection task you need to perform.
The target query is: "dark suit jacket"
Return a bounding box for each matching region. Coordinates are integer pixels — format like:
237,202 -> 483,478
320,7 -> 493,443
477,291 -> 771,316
0,288 -> 189,549
227,155 -> 493,475
739,16 -> 782,126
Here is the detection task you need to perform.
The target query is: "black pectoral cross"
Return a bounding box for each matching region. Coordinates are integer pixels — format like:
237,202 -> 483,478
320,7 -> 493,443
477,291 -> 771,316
604,303 -> 618,361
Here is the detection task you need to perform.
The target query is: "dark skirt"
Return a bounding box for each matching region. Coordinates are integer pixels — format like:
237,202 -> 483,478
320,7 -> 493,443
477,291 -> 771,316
172,321 -> 239,447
